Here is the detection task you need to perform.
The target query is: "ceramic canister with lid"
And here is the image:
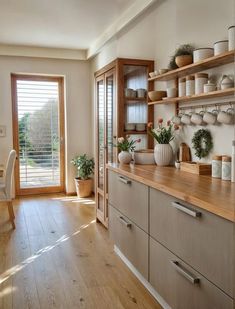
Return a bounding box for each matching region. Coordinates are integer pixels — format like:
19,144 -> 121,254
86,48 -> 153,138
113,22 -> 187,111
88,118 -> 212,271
228,26 -> 235,50
195,73 -> 208,94
178,77 -> 186,97
214,40 -> 228,56
222,156 -> 231,181
186,75 -> 195,96
212,155 -> 222,178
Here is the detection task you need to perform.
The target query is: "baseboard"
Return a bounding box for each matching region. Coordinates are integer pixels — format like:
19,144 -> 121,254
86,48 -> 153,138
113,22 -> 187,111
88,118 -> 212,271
114,245 -> 171,309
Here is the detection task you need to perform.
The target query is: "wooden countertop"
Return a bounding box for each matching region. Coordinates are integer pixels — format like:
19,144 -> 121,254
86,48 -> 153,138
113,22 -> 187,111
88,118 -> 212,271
107,163 -> 235,222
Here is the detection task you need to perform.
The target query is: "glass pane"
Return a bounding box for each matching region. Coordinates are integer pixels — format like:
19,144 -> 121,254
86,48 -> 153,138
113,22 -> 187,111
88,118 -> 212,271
98,80 -> 104,189
16,80 -> 60,188
106,75 -> 114,163
98,194 -> 104,212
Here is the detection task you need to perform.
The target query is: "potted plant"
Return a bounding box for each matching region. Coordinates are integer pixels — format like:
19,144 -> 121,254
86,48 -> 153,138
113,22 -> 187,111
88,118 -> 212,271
71,154 -> 95,198
148,119 -> 179,166
169,44 -> 194,69
115,136 -> 141,164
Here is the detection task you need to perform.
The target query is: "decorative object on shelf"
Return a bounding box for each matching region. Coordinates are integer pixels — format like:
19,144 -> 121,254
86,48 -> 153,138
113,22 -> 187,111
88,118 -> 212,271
181,112 -> 192,125
125,123 -> 135,131
217,107 -> 234,124
214,40 -> 228,56
148,90 -> 166,101
192,129 -> 213,159
231,140 -> 235,182
134,149 -> 155,165
159,68 -> 169,74
125,88 -> 133,97
191,110 -> 204,125
115,136 -> 141,164
167,87 -> 177,98
212,155 -> 222,178
136,123 -> 146,131
179,143 -> 191,162
148,119 -> 179,166
175,160 -> 181,169
203,109 -> 218,125
186,75 -> 195,96
178,77 -> 186,97
149,72 -> 156,78
228,26 -> 235,50
180,162 -> 212,175
71,154 -> 95,198
222,156 -> 231,181
220,75 -> 234,90
168,44 -> 194,70
203,80 -> 216,93
137,88 -> 146,98
195,73 -> 208,94
193,48 -> 214,63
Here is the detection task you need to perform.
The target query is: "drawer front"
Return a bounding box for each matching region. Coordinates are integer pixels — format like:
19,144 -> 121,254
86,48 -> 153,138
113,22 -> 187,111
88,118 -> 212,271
109,204 -> 148,279
150,237 -> 233,309
150,188 -> 233,297
108,170 -> 148,232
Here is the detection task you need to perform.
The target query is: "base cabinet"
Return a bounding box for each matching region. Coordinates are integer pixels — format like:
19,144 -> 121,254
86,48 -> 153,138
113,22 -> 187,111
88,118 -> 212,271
149,237 -> 233,309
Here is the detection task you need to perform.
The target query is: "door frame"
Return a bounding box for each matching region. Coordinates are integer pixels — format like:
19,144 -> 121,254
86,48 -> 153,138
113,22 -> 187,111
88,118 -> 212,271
11,74 -> 65,196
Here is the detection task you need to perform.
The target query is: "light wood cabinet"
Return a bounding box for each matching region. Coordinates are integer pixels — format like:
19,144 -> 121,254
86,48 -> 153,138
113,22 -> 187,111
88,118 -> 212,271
95,59 -> 154,227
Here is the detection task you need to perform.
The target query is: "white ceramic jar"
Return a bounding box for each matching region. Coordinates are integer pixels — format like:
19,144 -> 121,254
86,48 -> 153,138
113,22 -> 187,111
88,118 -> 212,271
195,73 -> 208,94
178,77 -> 186,97
193,48 -> 214,62
212,155 -> 222,178
214,40 -> 228,56
222,156 -> 231,181
228,26 -> 235,50
204,81 -> 216,93
186,75 -> 195,96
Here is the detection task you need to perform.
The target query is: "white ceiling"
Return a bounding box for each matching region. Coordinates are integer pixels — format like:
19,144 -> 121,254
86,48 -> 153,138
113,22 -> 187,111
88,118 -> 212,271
0,0 -> 135,49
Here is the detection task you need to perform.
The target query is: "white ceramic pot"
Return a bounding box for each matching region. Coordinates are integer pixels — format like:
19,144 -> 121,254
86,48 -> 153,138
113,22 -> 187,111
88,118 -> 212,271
220,75 -> 234,90
228,26 -> 235,50
214,40 -> 228,56
204,81 -> 216,93
134,149 -> 155,165
154,144 -> 173,166
193,48 -> 214,62
167,87 -> 177,98
125,123 -> 135,131
118,151 -> 132,164
137,88 -> 146,98
125,88 -> 133,97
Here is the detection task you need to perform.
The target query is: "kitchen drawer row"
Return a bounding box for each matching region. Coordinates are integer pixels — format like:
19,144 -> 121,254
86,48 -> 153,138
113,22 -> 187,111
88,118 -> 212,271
108,170 -> 234,309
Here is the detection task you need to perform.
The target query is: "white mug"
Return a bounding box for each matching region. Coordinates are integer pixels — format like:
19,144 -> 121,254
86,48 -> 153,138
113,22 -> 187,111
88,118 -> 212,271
203,109 -> 218,125
217,108 -> 234,124
167,87 -> 177,98
181,113 -> 192,125
172,114 -> 182,125
191,111 -> 204,125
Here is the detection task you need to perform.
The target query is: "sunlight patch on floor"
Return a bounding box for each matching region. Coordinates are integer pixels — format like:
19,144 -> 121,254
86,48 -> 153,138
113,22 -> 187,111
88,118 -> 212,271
51,196 -> 95,205
0,219 -> 96,285
0,286 -> 17,297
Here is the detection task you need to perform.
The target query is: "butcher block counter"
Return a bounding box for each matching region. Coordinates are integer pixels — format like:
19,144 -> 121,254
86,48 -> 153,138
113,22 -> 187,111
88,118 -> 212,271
107,163 -> 235,222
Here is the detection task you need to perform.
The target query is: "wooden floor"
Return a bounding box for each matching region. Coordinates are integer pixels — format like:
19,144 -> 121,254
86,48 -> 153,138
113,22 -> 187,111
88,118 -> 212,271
0,194 -> 162,309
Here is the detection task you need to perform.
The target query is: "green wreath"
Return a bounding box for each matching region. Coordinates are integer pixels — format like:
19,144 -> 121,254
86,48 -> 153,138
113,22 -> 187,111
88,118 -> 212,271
192,129 -> 213,159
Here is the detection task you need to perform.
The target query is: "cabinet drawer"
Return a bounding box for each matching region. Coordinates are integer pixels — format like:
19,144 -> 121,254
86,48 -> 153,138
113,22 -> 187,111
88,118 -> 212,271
150,237 -> 233,309
108,170 -> 148,232
150,188 -> 233,297
109,204 -> 148,279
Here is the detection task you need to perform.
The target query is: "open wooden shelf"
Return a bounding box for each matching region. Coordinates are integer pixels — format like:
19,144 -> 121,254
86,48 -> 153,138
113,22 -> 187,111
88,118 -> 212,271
124,130 -> 147,135
148,50 -> 235,82
148,88 -> 235,105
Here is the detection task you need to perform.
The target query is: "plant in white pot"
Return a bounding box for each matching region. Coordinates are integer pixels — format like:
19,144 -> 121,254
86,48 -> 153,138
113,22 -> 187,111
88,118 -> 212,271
116,136 -> 141,164
71,154 -> 95,198
148,119 -> 179,166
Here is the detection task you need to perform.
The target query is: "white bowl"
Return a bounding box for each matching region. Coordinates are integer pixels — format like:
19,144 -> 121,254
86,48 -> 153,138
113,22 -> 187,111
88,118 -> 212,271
134,149 -> 155,165
136,123 -> 146,131
193,48 -> 214,62
125,123 -> 135,131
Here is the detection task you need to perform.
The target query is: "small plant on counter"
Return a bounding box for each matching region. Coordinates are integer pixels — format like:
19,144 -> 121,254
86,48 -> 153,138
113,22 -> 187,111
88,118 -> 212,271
115,136 -> 141,152
168,44 -> 195,69
147,119 -> 179,144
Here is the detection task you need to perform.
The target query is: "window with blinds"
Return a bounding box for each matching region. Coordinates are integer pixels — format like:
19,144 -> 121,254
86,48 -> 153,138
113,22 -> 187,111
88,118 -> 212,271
16,79 -> 61,189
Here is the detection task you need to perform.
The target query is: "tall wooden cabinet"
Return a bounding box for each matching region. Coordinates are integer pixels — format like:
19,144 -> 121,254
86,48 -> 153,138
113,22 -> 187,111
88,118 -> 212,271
95,58 -> 154,227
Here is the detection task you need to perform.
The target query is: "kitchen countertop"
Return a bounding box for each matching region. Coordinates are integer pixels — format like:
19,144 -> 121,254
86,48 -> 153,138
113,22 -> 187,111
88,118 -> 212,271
107,163 -> 235,222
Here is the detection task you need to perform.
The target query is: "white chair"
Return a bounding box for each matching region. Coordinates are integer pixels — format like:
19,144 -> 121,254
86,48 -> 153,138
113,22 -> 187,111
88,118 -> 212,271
0,150 -> 17,229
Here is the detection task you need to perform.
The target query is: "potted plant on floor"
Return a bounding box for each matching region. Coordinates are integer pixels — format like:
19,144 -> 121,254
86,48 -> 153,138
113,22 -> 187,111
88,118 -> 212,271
148,119 -> 179,166
71,154 -> 95,197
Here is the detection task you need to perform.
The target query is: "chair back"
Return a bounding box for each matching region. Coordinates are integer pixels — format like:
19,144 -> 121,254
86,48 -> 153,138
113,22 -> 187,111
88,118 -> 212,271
5,150 -> 17,199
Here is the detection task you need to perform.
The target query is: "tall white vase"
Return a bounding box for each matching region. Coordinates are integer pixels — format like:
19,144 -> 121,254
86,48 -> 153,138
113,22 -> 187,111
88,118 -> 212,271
118,151 -> 132,164
154,144 -> 173,166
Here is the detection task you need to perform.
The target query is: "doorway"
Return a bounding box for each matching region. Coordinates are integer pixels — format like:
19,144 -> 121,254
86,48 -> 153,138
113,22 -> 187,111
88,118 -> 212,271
11,74 -> 65,195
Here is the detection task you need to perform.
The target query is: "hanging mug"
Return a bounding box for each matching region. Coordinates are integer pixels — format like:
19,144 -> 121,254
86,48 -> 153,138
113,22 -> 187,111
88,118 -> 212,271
172,113 -> 182,125
181,112 -> 192,125
191,110 -> 204,125
203,109 -> 218,125
217,108 -> 234,124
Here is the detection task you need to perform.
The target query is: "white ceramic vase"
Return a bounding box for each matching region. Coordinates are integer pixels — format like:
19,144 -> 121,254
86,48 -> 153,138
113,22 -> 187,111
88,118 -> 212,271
118,151 -> 132,164
154,144 -> 173,166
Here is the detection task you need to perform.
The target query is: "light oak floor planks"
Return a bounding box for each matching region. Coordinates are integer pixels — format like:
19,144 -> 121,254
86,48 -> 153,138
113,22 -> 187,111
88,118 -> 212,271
0,194 -> 162,309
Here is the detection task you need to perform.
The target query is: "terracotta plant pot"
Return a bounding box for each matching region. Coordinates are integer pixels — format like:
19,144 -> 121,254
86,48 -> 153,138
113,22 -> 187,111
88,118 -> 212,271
175,55 -> 193,67
74,178 -> 93,198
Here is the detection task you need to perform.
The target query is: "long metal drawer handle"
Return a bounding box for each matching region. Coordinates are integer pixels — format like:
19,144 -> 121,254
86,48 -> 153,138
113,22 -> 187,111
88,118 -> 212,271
118,216 -> 132,228
171,261 -> 200,284
118,176 -> 131,185
171,202 -> 201,218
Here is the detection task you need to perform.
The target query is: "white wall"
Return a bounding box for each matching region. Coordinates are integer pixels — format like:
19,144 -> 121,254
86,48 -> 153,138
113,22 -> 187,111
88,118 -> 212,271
91,0 -> 235,162
0,56 -> 91,194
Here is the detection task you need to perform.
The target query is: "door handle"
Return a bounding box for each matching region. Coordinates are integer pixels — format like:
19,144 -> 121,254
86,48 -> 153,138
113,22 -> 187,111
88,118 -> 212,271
118,176 -> 131,185
171,261 -> 200,284
171,202 -> 201,218
118,216 -> 132,228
